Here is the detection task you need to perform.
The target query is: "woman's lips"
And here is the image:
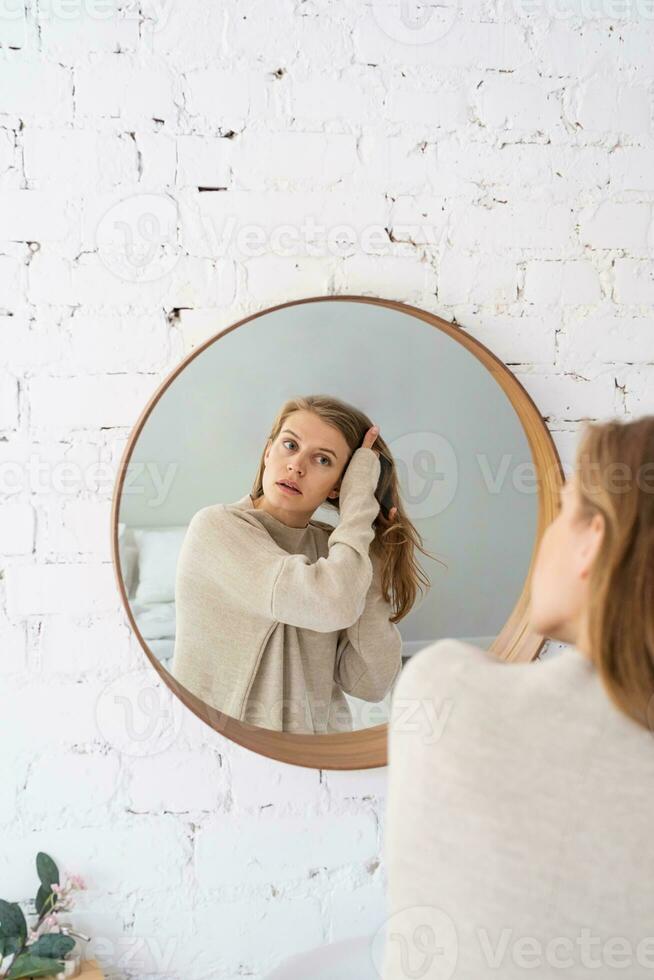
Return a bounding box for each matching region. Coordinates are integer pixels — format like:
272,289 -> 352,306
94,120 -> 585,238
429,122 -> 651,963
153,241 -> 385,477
277,481 -> 301,495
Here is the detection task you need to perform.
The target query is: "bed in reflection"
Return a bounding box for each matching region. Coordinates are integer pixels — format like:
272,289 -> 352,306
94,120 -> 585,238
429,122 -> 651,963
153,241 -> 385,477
117,523 -> 184,669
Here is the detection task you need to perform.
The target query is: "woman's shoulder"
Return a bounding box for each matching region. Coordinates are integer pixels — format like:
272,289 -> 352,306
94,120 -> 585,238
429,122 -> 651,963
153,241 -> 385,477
398,638 -> 492,691
407,637 -> 500,673
214,496 -> 334,537
187,502 -> 268,537
187,502 -> 333,544
387,640 -> 493,759
188,502 -> 232,527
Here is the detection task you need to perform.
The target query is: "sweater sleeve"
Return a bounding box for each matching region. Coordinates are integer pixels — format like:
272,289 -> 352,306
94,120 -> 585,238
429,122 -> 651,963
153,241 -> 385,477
184,447 -> 382,633
333,549 -> 403,702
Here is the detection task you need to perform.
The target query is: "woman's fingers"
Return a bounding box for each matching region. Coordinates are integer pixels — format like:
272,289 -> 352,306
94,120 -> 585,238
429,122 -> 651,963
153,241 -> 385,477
362,428 -> 399,522
361,424 -> 380,451
361,428 -> 398,521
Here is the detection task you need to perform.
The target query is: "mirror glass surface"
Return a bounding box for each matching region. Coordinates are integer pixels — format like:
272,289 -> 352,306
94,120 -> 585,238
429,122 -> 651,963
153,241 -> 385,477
117,299 -> 538,735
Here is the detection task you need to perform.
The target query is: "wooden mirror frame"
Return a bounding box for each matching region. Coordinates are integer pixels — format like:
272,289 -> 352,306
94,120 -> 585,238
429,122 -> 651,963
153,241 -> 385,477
111,295 -> 564,771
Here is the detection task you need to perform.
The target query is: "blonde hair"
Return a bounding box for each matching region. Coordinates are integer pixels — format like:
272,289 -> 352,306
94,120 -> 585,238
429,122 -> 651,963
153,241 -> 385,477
574,415 -> 654,730
251,395 -> 441,622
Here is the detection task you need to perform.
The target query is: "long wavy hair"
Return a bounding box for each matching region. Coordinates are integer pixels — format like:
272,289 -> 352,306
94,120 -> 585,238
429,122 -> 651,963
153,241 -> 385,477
250,395 -> 442,623
574,415 -> 654,730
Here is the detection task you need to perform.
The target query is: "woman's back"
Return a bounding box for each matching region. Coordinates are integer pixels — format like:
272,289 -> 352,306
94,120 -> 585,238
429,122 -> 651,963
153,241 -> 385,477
383,639 -> 654,979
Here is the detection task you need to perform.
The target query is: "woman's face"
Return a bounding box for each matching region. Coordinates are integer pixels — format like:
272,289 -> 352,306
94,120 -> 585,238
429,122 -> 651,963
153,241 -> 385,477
260,410 -> 352,522
528,471 -> 604,650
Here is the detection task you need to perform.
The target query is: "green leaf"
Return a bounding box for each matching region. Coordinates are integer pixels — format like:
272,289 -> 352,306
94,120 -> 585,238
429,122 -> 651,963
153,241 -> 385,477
5,952 -> 65,979
28,933 -> 75,959
0,935 -> 22,957
0,902 -> 27,943
36,854 -> 59,891
35,884 -> 53,918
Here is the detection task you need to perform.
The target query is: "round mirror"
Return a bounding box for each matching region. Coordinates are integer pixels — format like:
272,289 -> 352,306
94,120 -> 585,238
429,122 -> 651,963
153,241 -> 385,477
111,295 -> 562,769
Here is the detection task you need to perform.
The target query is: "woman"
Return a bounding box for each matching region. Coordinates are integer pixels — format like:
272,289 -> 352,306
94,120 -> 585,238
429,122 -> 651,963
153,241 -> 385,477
383,416 -> 654,979
171,395 -> 434,734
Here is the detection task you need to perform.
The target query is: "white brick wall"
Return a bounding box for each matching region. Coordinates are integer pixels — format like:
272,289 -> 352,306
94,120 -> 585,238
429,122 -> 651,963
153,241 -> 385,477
2,2 -> 653,978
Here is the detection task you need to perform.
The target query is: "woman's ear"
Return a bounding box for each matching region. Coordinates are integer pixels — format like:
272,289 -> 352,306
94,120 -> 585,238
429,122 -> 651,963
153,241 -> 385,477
579,511 -> 605,580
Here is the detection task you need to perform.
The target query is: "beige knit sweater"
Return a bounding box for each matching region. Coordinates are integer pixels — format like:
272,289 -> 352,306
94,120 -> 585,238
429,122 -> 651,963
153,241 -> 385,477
171,447 -> 403,733
382,638 -> 654,979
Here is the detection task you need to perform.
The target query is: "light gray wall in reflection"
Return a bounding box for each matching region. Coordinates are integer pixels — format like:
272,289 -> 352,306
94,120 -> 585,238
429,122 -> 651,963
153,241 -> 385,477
120,301 -> 537,643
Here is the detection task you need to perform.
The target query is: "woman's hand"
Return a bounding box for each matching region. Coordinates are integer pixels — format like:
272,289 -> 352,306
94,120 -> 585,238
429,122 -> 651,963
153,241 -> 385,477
362,424 -> 398,523
361,424 -> 381,453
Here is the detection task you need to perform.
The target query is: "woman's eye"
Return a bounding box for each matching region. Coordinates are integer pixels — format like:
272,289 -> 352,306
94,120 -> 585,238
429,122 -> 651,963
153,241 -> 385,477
282,440 -> 330,465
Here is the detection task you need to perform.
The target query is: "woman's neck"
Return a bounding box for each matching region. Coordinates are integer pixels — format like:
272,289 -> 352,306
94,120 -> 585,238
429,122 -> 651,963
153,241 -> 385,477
250,493 -> 311,529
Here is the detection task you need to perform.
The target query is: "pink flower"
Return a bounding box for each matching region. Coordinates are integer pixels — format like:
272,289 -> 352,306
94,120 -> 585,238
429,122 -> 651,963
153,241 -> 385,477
69,874 -> 86,890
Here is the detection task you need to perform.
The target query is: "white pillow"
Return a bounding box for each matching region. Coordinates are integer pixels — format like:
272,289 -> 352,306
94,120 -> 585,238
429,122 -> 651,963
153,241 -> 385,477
133,526 -> 188,604
117,523 -> 139,598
